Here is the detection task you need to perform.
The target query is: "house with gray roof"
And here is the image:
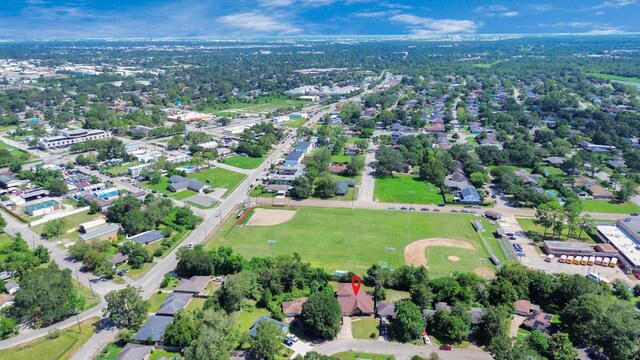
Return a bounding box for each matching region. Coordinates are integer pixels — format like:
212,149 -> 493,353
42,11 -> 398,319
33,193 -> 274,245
336,181 -> 355,196
284,151 -> 305,166
168,175 -> 208,193
458,186 -> 481,204
174,276 -> 210,295
115,343 -> 153,360
128,230 -> 165,245
157,292 -> 192,316
248,316 -> 288,338
133,316 -> 173,342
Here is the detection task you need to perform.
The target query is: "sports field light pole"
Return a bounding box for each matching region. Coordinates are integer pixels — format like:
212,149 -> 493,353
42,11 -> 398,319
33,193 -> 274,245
480,258 -> 488,278
409,190 -> 415,209
385,247 -> 395,269
268,240 -> 276,258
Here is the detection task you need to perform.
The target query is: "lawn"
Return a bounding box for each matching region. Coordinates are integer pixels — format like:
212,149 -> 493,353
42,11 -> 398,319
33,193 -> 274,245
581,200 -> 640,214
0,233 -> 13,247
0,141 -> 31,158
0,317 -> 99,360
104,162 -> 141,176
97,343 -> 123,360
516,217 -> 604,244
332,352 -> 395,360
236,301 -> 270,331
148,292 -> 170,313
351,318 -> 380,339
586,72 -> 640,83
374,175 -> 444,205
31,211 -> 105,237
207,207 -> 500,275
202,96 -> 310,116
143,166 -> 246,199
223,155 -> 266,170
149,349 -> 182,360
185,297 -> 207,313
249,186 -> 276,198
75,280 -> 100,311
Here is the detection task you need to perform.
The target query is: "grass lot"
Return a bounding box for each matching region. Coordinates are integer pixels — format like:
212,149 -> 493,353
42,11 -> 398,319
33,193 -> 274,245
0,317 -> 98,360
150,350 -> 182,360
148,292 -> 170,313
236,301 -> 270,331
517,217 -> 600,243
587,72 -> 640,83
332,352 -> 395,360
31,211 -> 104,238
543,166 -> 565,176
284,117 -> 308,129
75,280 -> 100,311
581,200 -> 640,214
0,233 -> 13,247
249,186 -> 276,198
97,343 -> 123,360
208,207 -> 500,275
185,297 -> 207,313
351,318 -> 380,339
0,141 -> 31,158
104,162 -> 141,176
202,96 -> 310,116
143,166 -> 246,199
224,155 -> 266,170
374,175 -> 444,204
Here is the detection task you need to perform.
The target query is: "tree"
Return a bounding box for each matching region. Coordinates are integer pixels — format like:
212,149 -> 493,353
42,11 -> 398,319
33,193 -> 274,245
345,156 -> 365,177
88,200 -> 100,215
291,176 -> 312,199
163,310 -> 197,347
548,332 -> 578,360
33,245 -> 50,263
42,218 -> 67,239
374,146 -> 403,176
616,180 -> 636,203
48,179 -> 68,196
120,242 -> 152,269
410,283 -> 433,309
0,317 -> 16,338
218,271 -> 255,313
527,330 -> 549,356
301,291 -> 342,340
186,309 -> 238,360
174,207 -> 200,229
474,306 -> 509,346
103,285 -> 149,328
612,279 -> 632,300
176,246 -> 215,277
11,265 -> 83,328
390,300 -> 424,343
426,308 -> 469,344
314,174 -> 338,199
532,203 -> 554,238
250,320 -> 285,360
469,172 -> 490,187
0,213 -> 6,232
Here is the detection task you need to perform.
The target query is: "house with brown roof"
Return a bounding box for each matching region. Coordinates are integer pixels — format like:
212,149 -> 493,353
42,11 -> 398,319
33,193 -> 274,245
336,282 -> 374,316
281,297 -> 307,318
514,300 -> 539,317
522,310 -> 556,335
587,184 -> 614,200
174,276 -> 210,295
0,294 -> 14,309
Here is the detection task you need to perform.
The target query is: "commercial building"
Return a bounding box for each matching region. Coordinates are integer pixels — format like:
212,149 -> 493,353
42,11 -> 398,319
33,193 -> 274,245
543,240 -> 596,256
596,219 -> 640,273
127,230 -> 165,245
25,199 -> 61,216
38,129 -> 111,150
79,224 -> 119,242
79,218 -> 107,233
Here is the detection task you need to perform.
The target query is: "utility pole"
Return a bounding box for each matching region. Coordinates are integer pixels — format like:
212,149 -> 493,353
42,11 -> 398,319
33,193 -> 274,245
267,240 -> 276,258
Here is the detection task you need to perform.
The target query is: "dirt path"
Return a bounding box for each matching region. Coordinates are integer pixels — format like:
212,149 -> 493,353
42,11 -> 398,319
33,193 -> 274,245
246,208 -> 296,226
404,238 -> 475,267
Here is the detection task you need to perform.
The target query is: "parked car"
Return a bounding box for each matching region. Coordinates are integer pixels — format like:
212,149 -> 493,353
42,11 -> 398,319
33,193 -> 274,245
634,273 -> 640,280
451,209 -> 459,213
387,206 -> 395,210
508,236 -> 517,240
460,209 -> 469,214
433,209 -> 440,212
188,242 -> 196,249
437,203 -> 445,207
632,213 -> 639,216
284,339 -> 293,346
517,252 -> 526,257
400,207 -> 408,211
420,208 -> 430,212
423,335 -> 431,345
439,344 -> 452,351
286,334 -> 299,342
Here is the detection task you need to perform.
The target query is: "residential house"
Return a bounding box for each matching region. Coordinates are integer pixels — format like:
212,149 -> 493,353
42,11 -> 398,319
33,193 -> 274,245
574,177 -> 596,187
248,316 -> 288,338
336,181 -> 355,196
422,302 -> 487,325
174,276 -> 210,295
515,170 -> 538,186
0,294 -> 14,309
115,343 -> 154,360
377,302 -> 397,321
587,184 -> 614,200
445,171 -> 471,191
295,141 -> 314,155
336,282 -> 374,316
284,151 -> 305,167
128,230 -> 165,245
4,281 -> 19,295
82,194 -> 114,212
168,175 -> 208,193
514,300 -> 539,317
328,165 -> 347,174
607,159 -> 626,170
522,310 -> 556,335
133,315 -> 173,342
157,293 -> 193,316
108,253 -> 129,268
458,186 -> 481,204
281,297 -> 307,318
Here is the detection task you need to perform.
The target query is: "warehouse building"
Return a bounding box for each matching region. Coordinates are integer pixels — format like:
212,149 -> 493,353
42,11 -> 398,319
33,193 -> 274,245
596,219 -> 640,273
25,199 -> 61,216
543,240 -> 596,256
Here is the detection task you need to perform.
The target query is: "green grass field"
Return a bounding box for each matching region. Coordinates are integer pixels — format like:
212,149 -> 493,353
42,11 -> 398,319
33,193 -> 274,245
207,207 -> 501,276
516,217 -> 609,244
0,141 -> 31,159
143,167 -> 246,199
148,292 -> 170,313
352,318 -> 380,339
587,72 -> 640,83
104,162 -> 141,176
0,317 -> 99,360
223,155 -> 266,169
374,175 -> 444,204
581,200 -> 640,214
202,96 -> 310,116
31,211 -> 105,237
236,301 -> 270,331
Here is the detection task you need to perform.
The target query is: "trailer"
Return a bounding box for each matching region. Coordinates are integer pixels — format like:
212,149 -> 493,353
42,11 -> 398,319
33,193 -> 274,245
559,255 -> 567,263
609,258 -> 618,268
574,256 -> 583,265
601,257 -> 610,267
594,257 -> 603,265
566,255 -> 574,264
588,256 -> 595,266
545,254 -> 555,262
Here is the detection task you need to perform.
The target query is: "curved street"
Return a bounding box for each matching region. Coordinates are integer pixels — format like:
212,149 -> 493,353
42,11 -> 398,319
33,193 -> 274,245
314,339 -> 492,360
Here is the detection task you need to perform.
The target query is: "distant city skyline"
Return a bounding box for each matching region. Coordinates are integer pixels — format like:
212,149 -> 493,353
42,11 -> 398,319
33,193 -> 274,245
0,0 -> 638,39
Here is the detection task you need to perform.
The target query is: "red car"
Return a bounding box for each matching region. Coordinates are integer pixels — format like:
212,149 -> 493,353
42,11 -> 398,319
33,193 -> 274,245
634,273 -> 640,280
439,344 -> 452,351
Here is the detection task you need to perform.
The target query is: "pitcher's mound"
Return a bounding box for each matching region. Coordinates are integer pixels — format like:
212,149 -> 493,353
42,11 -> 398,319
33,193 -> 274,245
246,208 -> 296,226
404,238 -> 475,267
447,256 -> 461,262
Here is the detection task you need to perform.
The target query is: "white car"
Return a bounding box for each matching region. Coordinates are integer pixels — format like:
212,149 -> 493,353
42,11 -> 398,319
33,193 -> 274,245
286,334 -> 299,342
187,242 -> 196,249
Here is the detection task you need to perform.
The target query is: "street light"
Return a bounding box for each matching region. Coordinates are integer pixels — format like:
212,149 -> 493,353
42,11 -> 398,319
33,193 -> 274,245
267,240 -> 277,258
385,247 -> 395,269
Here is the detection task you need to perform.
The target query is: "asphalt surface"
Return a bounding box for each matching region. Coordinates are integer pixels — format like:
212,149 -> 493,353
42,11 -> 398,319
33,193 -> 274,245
314,339 -> 492,360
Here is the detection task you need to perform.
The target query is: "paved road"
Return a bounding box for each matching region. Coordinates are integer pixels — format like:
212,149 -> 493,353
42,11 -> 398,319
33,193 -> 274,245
357,142 -> 377,203
314,339 -> 492,360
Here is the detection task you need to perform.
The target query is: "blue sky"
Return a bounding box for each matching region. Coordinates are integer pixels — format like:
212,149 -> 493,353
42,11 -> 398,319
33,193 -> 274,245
1,0 -> 638,39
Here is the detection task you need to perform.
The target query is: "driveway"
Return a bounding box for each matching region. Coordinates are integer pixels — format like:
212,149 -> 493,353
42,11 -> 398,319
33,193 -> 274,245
289,340 -> 314,358
314,339 -> 492,360
337,317 -> 353,339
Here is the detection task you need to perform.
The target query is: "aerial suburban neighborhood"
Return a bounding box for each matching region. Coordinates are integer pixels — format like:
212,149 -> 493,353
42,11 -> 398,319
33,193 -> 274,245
0,3 -> 640,360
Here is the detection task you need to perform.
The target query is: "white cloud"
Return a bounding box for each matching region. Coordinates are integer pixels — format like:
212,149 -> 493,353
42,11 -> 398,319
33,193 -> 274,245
354,10 -> 399,18
586,0 -> 636,10
527,4 -> 555,12
217,12 -> 302,35
390,14 -> 480,34
258,0 -> 335,7
475,5 -> 519,18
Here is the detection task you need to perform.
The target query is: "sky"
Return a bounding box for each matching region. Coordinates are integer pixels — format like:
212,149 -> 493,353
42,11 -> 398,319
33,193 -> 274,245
0,0 -> 638,39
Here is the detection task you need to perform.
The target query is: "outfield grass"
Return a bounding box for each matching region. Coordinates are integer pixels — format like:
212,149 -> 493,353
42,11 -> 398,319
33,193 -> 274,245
202,96 -> 310,116
223,155 -> 266,169
352,318 -> 380,339
0,317 -> 99,360
581,200 -> 640,214
207,207 -> 499,275
32,211 -> 105,237
143,166 -> 246,199
374,175 -> 444,204
587,72 -> 640,83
